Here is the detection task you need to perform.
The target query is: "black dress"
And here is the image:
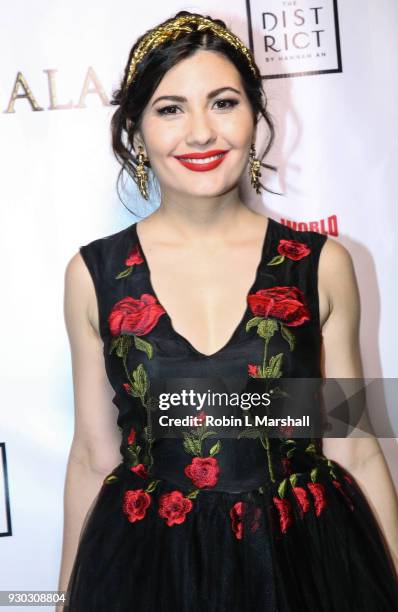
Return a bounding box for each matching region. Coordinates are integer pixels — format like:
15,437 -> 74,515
65,217 -> 398,611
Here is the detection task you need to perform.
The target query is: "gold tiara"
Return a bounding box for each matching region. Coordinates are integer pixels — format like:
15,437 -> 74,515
124,15 -> 258,90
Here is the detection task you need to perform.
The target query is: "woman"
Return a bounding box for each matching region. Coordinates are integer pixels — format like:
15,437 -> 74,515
59,10 -> 398,611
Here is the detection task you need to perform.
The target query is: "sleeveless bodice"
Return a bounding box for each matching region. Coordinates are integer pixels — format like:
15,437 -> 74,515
79,217 -> 327,494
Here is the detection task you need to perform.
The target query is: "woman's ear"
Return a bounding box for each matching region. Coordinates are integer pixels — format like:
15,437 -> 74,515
126,120 -> 145,153
132,130 -> 145,155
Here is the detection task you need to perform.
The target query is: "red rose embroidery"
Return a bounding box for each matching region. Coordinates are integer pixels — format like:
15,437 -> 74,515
230,501 -> 245,540
332,479 -> 354,512
108,294 -> 166,336
158,490 -> 193,526
343,474 -> 353,485
122,488 -> 151,522
307,482 -> 327,517
127,427 -> 136,445
277,239 -> 311,261
248,363 -> 262,377
230,501 -> 261,539
247,286 -> 310,327
292,486 -> 310,518
131,463 -> 148,478
125,244 -> 144,267
184,456 -> 220,488
273,496 -> 294,533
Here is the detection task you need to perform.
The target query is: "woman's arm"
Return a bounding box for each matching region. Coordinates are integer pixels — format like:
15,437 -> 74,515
56,251 -> 123,610
319,238 -> 398,571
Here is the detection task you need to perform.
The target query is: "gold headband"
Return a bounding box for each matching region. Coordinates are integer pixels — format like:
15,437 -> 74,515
124,15 -> 258,90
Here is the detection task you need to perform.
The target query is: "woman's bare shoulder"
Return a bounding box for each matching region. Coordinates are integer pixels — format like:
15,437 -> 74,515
318,236 -> 360,320
64,250 -> 99,337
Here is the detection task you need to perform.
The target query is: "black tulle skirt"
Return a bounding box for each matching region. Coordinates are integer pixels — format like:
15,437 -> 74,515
65,458 -> 398,612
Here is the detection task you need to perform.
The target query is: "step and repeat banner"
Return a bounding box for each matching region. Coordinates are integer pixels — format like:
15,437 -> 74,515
1,0 -> 397,606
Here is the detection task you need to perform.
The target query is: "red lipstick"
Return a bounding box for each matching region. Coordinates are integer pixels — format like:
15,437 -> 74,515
174,149 -> 229,172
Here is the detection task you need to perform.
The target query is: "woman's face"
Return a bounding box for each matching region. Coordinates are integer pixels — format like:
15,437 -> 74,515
135,49 -> 256,200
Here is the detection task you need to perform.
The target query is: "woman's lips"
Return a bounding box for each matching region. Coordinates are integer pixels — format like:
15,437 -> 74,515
174,151 -> 229,172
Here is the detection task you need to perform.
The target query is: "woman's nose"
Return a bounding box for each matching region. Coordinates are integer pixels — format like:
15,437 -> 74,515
185,111 -> 216,145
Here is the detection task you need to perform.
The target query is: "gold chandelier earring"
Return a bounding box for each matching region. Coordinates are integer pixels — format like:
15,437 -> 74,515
248,143 -> 262,194
134,144 -> 150,200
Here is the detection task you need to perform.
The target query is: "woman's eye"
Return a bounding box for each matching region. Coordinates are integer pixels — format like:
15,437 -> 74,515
156,105 -> 180,115
214,98 -> 239,110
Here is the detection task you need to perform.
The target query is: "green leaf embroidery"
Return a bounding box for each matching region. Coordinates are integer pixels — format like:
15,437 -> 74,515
127,443 -> 141,457
257,318 -> 278,341
182,435 -> 202,456
115,266 -> 133,279
245,316 -> 263,332
134,335 -> 153,359
186,489 -> 200,499
109,335 -> 132,357
145,479 -> 161,493
265,353 -> 284,378
267,254 -> 285,266
121,335 -> 133,358
128,443 -> 141,454
104,474 -> 119,484
280,323 -> 296,351
325,458 -> 338,479
209,441 -> 221,456
305,442 -> 316,454
131,363 -> 148,397
109,337 -> 118,356
280,439 -> 296,446
278,477 -> 288,498
260,432 -> 276,483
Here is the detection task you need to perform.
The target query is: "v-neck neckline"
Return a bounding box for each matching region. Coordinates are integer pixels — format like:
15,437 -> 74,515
132,216 -> 274,359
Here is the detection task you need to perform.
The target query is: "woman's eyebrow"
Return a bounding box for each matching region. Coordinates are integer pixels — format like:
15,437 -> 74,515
151,86 -> 241,106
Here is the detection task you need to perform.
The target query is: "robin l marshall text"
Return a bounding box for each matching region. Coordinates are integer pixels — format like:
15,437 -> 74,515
157,415 -> 310,427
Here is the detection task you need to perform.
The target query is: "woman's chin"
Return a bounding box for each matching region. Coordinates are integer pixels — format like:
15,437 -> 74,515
165,175 -> 238,198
